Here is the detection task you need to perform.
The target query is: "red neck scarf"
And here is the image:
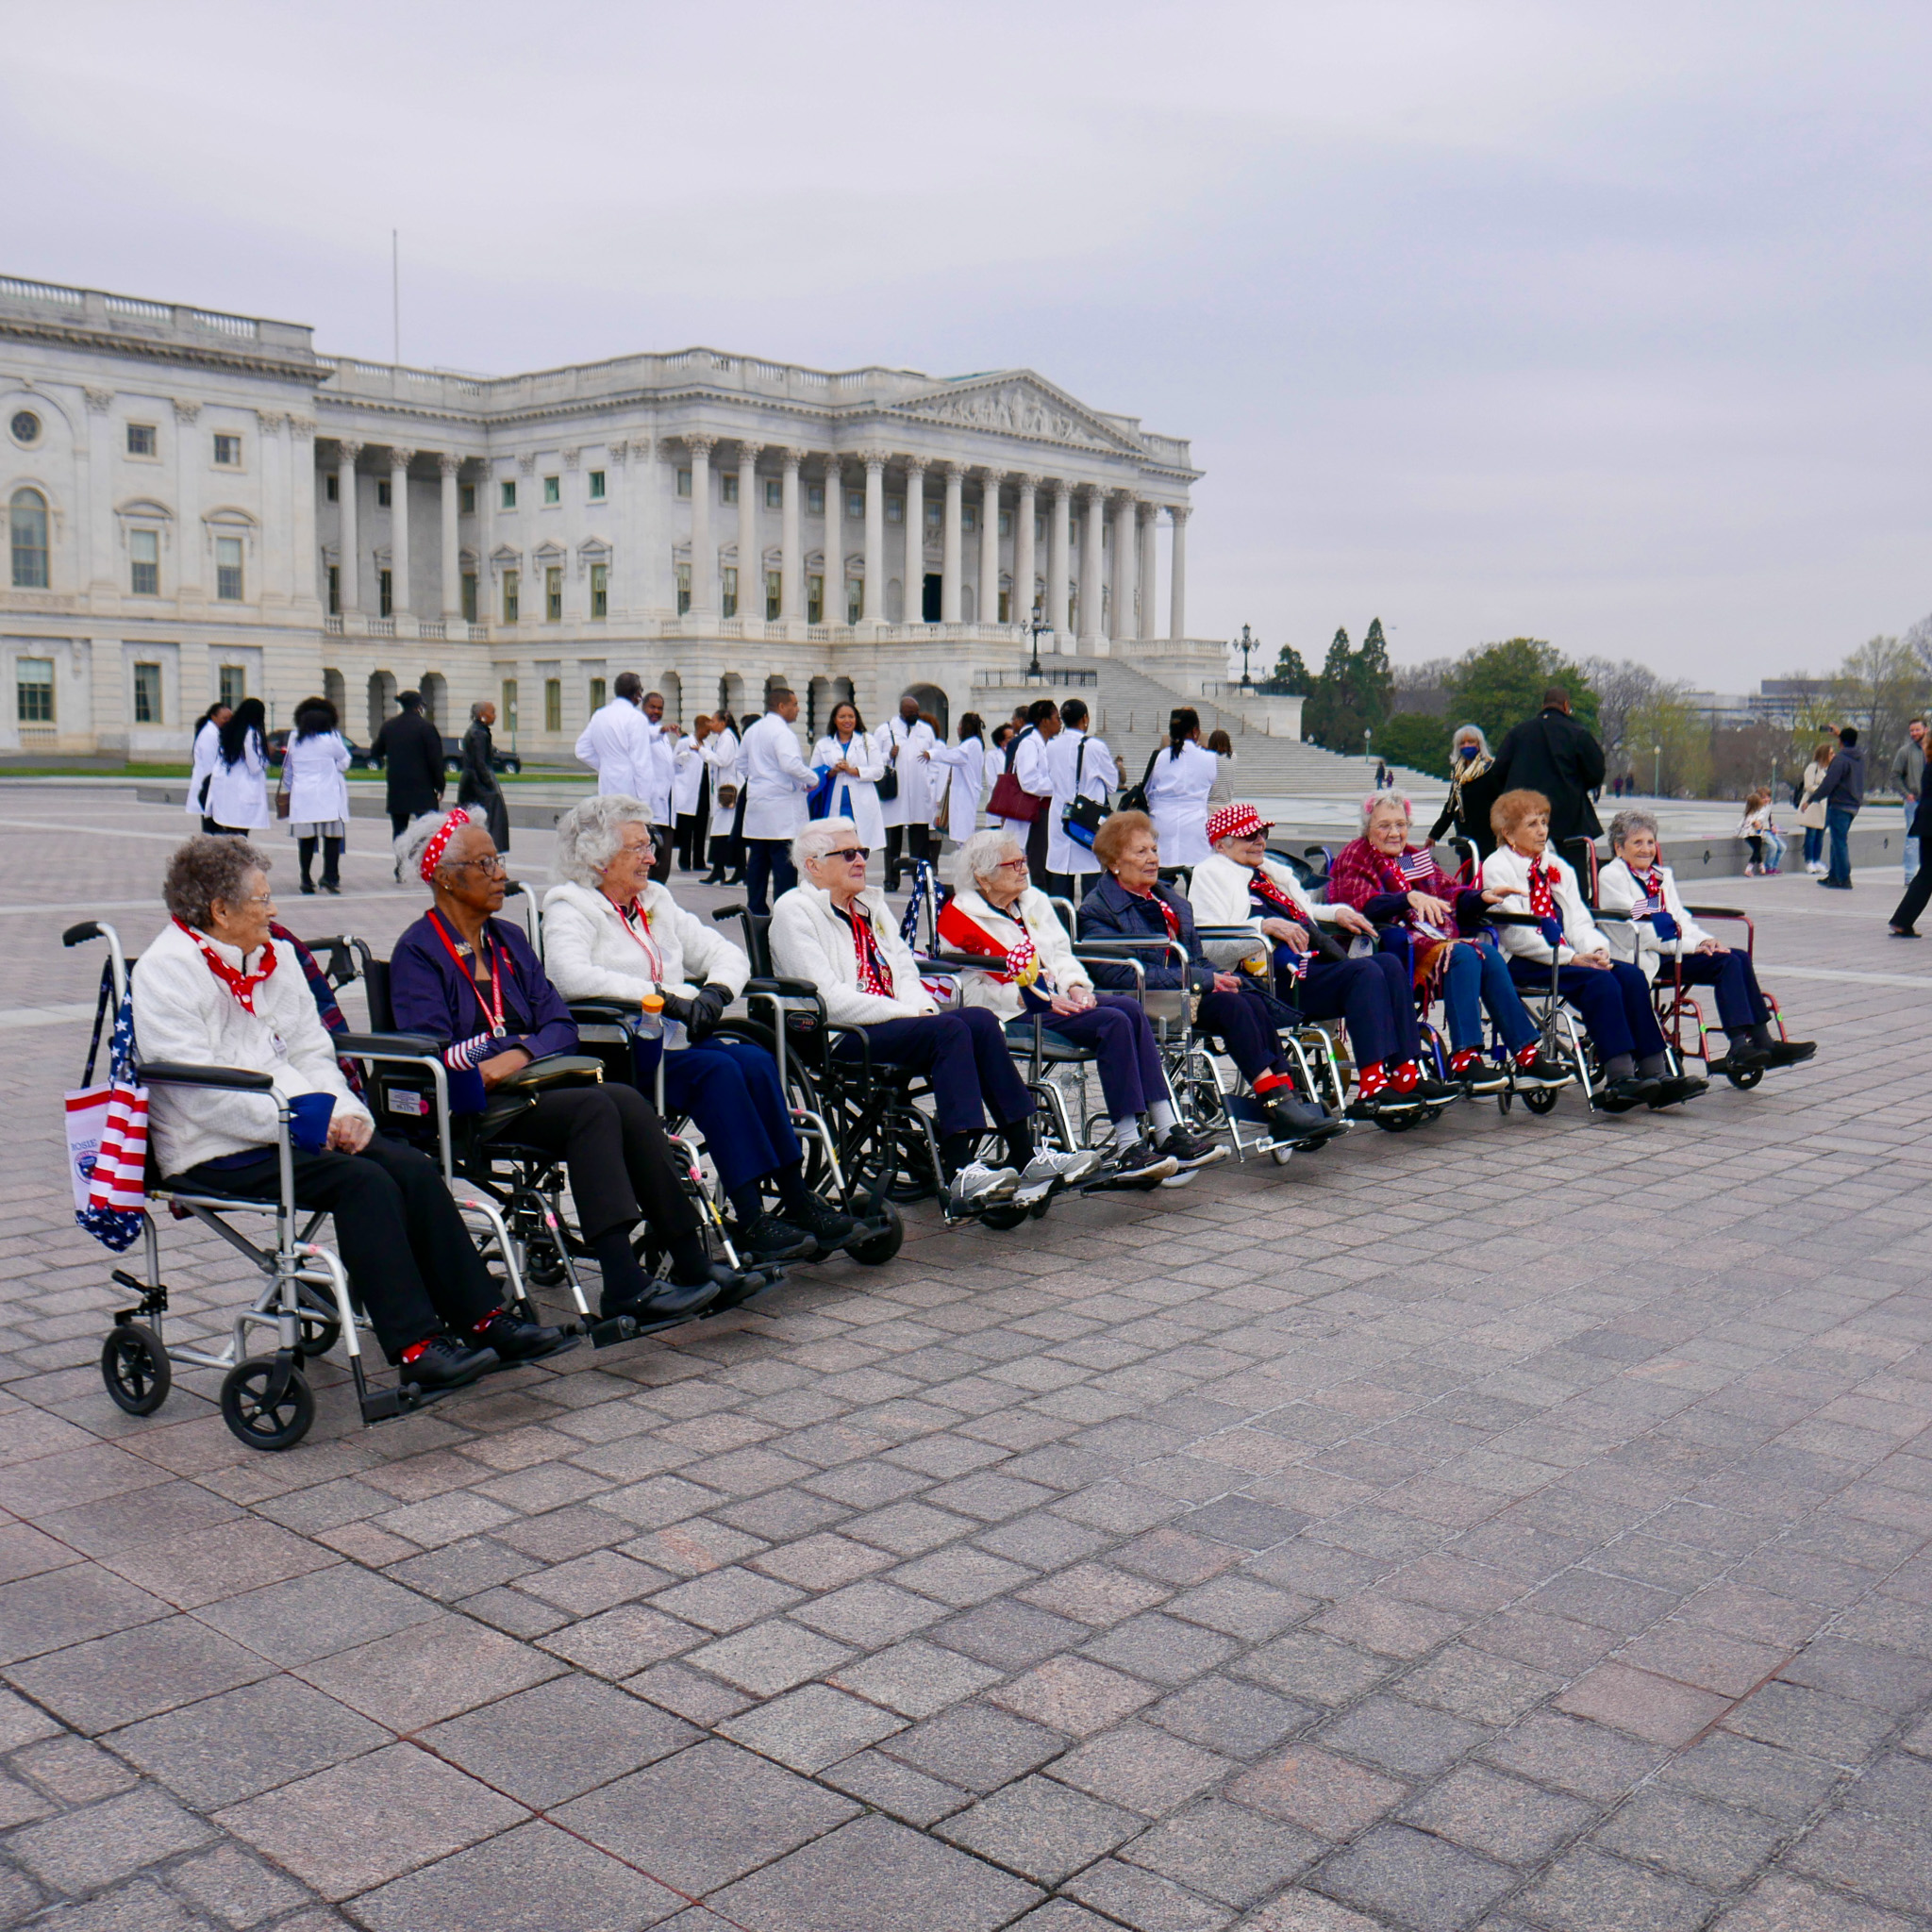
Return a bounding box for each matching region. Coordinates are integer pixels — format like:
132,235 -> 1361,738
1124,881 -> 1181,939
175,919 -> 277,1013
1514,848 -> 1557,922
1246,866 -> 1304,923
841,902 -> 895,996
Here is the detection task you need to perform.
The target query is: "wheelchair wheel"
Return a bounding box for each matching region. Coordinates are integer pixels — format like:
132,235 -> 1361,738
220,1357 -> 315,1452
843,1202 -> 905,1267
101,1324 -> 170,1417
1496,1089 -> 1513,1116
1523,1085 -> 1561,1115
979,1203 -> 1029,1231
293,1293 -> 341,1359
1724,1061 -> 1765,1091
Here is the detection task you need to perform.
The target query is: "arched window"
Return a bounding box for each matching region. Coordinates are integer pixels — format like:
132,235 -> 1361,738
9,489 -> 48,589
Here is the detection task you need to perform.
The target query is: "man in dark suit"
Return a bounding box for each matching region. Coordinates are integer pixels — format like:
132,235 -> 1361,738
369,690 -> 446,875
1489,687 -> 1606,879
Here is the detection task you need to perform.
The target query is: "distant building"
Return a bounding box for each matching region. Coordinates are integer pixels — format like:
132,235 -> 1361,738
1680,680 -> 1835,728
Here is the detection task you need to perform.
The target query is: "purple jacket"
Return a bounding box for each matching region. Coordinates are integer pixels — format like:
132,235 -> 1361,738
390,913 -> 578,1113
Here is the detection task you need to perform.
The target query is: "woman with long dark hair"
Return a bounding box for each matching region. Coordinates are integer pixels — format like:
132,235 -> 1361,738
810,700 -> 886,850
283,695 -> 352,894
206,696 -> 270,835
1143,707 -> 1219,865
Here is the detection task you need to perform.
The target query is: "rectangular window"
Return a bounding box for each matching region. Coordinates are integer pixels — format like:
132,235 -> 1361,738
501,479 -> 517,510
590,562 -> 608,618
215,536 -> 243,602
16,658 -> 54,724
126,424 -> 156,457
808,484 -> 824,515
212,433 -> 242,467
129,528 -> 159,596
544,678 -> 562,732
327,564 -> 340,614
999,509 -> 1012,538
459,482 -> 475,515
722,567 -> 739,619
588,470 -> 606,500
807,574 -> 824,624
589,677 -> 607,713
676,469 -> 692,498
219,665 -> 246,709
925,501 -> 941,528
721,473 -> 739,505
501,678 -> 518,733
545,565 -> 562,620
765,479 -> 781,508
962,504 -> 977,533
378,568 -> 392,617
543,475 -> 560,505
325,473 -> 339,501
132,661 -> 162,724
998,589 -> 1010,623
845,577 -> 861,625
675,562 -> 691,614
846,490 -> 863,522
503,569 -> 519,623
765,569 -> 781,621
10,494 -> 48,588
1101,524 -> 1110,549
461,572 -> 477,623
1036,512 -> 1047,543
376,479 -> 391,508
886,496 -> 904,525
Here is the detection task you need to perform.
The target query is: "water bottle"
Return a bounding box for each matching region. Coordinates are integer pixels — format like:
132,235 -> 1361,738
633,992 -> 666,1083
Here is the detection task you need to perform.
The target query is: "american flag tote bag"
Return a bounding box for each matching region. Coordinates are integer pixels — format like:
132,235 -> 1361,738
65,972 -> 149,1252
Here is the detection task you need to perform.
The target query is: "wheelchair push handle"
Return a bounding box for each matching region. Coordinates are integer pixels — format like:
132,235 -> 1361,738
62,921 -> 103,947
140,1059 -> 275,1092
745,975 -> 821,998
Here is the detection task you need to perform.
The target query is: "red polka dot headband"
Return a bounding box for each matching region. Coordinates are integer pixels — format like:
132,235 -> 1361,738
418,808 -> 472,882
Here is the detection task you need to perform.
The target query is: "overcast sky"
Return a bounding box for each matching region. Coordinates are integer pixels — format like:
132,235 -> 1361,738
7,2 -> 1926,691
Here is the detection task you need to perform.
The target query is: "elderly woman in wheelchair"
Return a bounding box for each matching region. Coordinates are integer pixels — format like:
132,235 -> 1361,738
943,827 -> 1219,1187
1328,791 -> 1572,1096
388,808 -> 760,1327
541,793 -> 860,1263
133,835 -> 571,1391
1481,789 -> 1707,1112
770,820 -> 1095,1215
1597,808 -> 1814,1078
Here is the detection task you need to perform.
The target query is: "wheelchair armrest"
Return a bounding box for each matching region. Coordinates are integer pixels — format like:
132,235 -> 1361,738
746,976 -> 821,998
139,1060 -> 275,1092
334,1031 -> 443,1058
1072,947 -> 1144,994
1591,909 -> 1633,924
1683,904 -> 1748,921
567,997 -> 644,1023
1483,909 -> 1545,927
921,950 -> 999,974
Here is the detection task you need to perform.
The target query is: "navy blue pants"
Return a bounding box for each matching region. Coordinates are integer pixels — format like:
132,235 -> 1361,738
1508,957 -> 1665,1060
661,1039 -> 801,1193
840,1007 -> 1035,1137
1195,987 -> 1290,1085
744,839 -> 796,916
1657,948 -> 1770,1033
1040,993 -> 1166,1118
1280,950 -> 1418,1068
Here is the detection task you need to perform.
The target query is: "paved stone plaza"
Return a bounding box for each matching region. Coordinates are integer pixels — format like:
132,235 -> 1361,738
0,787 -> 1929,1931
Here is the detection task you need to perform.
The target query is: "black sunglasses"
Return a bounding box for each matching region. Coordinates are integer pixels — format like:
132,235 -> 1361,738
824,845 -> 871,862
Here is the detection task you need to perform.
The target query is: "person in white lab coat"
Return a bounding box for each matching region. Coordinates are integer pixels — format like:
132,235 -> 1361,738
811,702 -> 888,851
877,694 -> 938,891
575,674 -> 655,800
926,713 -> 988,848
741,688 -> 817,913
1044,697 -> 1112,901
1002,698 -> 1059,882
672,715 -> 714,873
205,698 -> 272,834
281,694 -> 353,894
638,691 -> 678,883
186,703 -> 231,831
1144,708 -> 1221,866
702,711 -> 741,882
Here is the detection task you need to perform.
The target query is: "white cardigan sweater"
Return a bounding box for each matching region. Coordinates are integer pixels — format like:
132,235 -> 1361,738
1186,850 -> 1348,966
541,880 -> 751,1005
1477,844 -> 1607,965
948,886 -> 1091,1023
131,921 -> 373,1177
769,882 -> 934,1025
1595,857 -> 1712,981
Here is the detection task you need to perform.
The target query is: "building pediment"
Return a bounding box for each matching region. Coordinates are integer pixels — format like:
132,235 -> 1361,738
891,375 -> 1143,458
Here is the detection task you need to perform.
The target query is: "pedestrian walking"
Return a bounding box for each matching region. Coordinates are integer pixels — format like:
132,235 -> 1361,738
1487,687 -> 1607,880
205,698 -> 271,835
458,699 -> 510,854
1427,724 -> 1499,856
1208,730 -> 1238,807
740,687 -> 816,914
369,689 -> 446,872
1894,718 -> 1926,878
185,702 -> 231,831
1814,725 -> 1866,889
1889,785 -> 1932,935
282,694 -> 351,893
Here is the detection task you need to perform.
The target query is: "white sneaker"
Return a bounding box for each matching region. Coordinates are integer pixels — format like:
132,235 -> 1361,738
948,1161 -> 1019,1212
1013,1146 -> 1105,1205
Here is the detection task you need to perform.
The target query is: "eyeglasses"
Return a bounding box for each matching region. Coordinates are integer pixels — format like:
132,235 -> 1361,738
443,856 -> 508,877
824,846 -> 870,863
992,857 -> 1029,872
234,891 -> 275,908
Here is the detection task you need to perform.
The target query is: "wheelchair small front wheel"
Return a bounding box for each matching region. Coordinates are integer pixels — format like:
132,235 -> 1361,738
1724,1062 -> 1764,1091
1523,1086 -> 1561,1115
978,1203 -> 1029,1231
293,1301 -> 341,1359
221,1357 -> 315,1451
101,1324 -> 170,1416
843,1202 -> 905,1267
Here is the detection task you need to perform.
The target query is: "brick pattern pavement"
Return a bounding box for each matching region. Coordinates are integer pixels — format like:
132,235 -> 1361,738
0,790 -> 1928,1930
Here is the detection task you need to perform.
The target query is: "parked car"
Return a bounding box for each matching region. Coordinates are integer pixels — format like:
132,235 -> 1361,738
441,735 -> 522,776
264,727 -> 379,771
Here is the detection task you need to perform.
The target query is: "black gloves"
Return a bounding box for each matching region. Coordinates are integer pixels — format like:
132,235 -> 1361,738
656,990 -> 695,1027
684,983 -> 733,1042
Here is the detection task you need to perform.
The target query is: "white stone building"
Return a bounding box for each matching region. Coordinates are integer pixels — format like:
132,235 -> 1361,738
0,274 -> 1240,760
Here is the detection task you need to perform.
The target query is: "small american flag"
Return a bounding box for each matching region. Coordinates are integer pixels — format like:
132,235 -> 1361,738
76,985 -> 148,1251
1397,849 -> 1435,888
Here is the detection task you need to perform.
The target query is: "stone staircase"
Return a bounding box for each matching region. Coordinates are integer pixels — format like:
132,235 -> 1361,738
972,655 -> 1442,800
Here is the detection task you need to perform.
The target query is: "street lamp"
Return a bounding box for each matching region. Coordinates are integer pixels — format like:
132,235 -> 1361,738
1653,743 -> 1662,796
1026,608 -> 1050,684
1234,624 -> 1257,691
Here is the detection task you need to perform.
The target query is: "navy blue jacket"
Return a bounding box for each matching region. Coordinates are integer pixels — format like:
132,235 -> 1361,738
1075,873 -> 1217,992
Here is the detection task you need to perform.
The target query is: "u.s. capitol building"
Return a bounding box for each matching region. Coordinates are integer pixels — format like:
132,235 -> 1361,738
0,273 -> 1227,756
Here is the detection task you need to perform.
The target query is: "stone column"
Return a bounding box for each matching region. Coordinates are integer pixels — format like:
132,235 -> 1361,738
737,443 -> 760,624
1079,487 -> 1106,647
82,387 -> 113,595
253,412 -> 285,608
336,440 -> 362,614
387,449 -> 415,617
1109,492 -> 1136,644
822,457 -> 842,623
290,417 -> 319,610
941,461 -> 965,624
626,434 -> 656,616
174,400 -> 204,602
438,454 -> 462,620
1137,501 -> 1158,640
1168,506 -> 1189,641
978,474 -> 1001,626
1014,475 -> 1039,628
904,458 -> 927,624
687,436 -> 716,616
863,452 -> 887,624
779,447 -> 803,621
1046,480 -> 1070,644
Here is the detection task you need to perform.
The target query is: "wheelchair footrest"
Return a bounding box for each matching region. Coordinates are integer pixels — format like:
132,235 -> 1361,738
110,1269 -> 168,1325
359,1386 -> 414,1423
585,1314 -> 641,1348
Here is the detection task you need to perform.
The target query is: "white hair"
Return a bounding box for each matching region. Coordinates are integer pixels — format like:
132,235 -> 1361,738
394,806 -> 474,879
792,817 -> 861,873
1361,791 -> 1416,829
554,794 -> 653,889
1452,723 -> 1490,755
953,826 -> 1023,893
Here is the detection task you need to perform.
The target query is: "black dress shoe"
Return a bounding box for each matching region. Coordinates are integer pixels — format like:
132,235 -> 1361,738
1158,1125 -> 1228,1171
1765,1039 -> 1818,1067
1890,925 -> 1918,937
401,1333 -> 499,1390
700,1264 -> 776,1312
1647,1074 -> 1709,1108
298,881 -> 317,895
786,1194 -> 859,1249
600,1276 -> 718,1326
1267,1094 -> 1346,1145
1722,1038 -> 1773,1070
473,1310 -> 579,1366
735,1212 -> 817,1262
1510,1052 -> 1574,1088
1596,1075 -> 1662,1113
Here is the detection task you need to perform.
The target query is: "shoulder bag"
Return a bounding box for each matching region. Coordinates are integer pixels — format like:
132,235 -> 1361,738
1061,735 -> 1108,850
986,727 -> 1043,822
1117,744 -> 1162,816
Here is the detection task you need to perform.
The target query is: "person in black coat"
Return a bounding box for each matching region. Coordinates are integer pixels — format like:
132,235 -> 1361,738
458,699 -> 510,854
370,690 -> 446,840
1488,689 -> 1606,880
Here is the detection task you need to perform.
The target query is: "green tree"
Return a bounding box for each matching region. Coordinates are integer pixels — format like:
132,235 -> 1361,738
1831,635 -> 1929,783
1444,639 -> 1597,745
1266,643 -> 1312,694
1374,711 -> 1452,778
1304,628 -> 1361,750
1356,618 -> 1394,730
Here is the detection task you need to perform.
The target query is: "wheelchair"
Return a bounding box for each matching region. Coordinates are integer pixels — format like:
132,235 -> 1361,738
64,921 -> 535,1452
1634,904 -> 1793,1092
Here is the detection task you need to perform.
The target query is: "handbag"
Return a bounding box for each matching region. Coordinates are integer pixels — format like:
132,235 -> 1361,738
1061,736 -> 1108,851
1117,745 -> 1162,816
477,1053 -> 605,1137
275,763 -> 291,821
987,728 -> 1044,823
717,783 -> 739,808
66,970 -> 149,1252
806,765 -> 837,820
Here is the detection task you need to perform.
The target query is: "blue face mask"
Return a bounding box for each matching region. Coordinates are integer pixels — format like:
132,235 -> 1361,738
1457,744 -> 1478,763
